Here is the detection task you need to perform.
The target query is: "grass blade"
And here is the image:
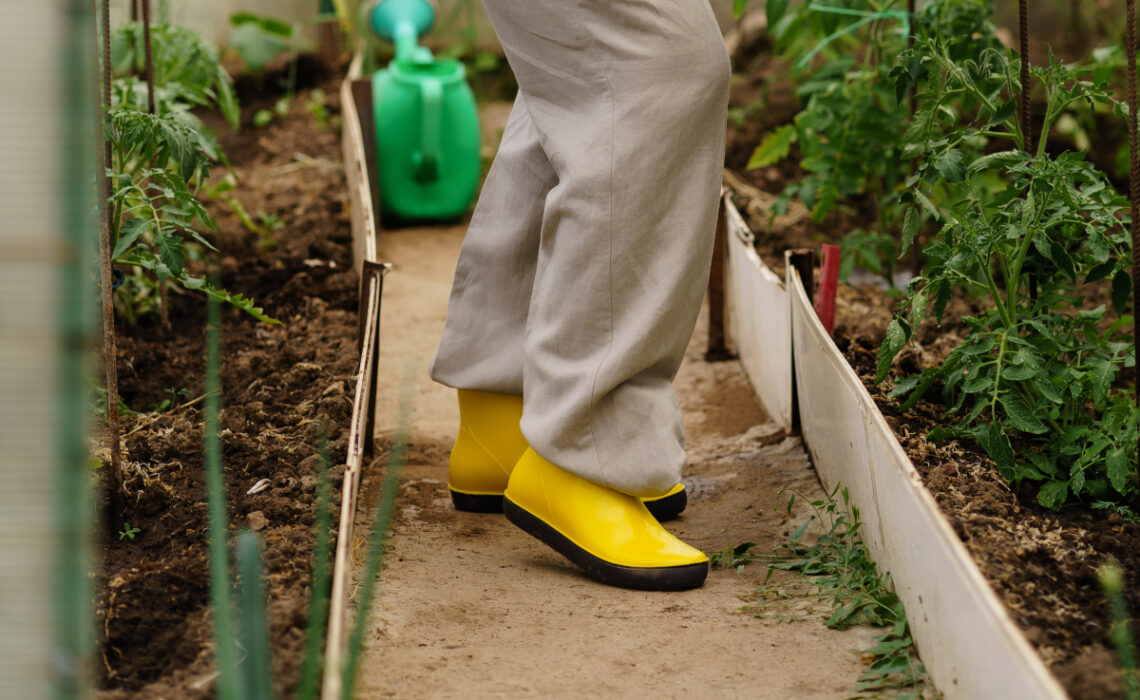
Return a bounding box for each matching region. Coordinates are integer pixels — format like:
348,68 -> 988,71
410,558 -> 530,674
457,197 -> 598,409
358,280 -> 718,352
204,294 -> 240,700
297,437 -> 333,700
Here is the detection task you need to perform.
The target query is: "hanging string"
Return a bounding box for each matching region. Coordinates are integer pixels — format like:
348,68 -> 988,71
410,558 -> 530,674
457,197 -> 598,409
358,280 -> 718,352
1019,0 -> 1039,304
141,0 -> 155,114
1019,0 -> 1033,153
907,0 -> 915,117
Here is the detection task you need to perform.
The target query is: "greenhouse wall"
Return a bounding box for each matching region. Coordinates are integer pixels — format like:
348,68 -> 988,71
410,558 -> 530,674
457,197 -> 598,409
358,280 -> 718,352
110,0 -> 740,50
0,1 -> 64,697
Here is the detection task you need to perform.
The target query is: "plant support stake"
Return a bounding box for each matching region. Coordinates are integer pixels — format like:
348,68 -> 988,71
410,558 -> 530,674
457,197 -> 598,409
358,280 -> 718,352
97,0 -> 124,520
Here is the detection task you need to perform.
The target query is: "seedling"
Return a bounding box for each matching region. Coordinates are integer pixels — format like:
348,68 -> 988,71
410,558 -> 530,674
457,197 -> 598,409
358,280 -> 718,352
118,523 -> 140,541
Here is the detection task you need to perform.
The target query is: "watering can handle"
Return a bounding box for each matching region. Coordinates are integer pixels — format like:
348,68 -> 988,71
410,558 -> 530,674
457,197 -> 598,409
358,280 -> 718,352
414,77 -> 441,182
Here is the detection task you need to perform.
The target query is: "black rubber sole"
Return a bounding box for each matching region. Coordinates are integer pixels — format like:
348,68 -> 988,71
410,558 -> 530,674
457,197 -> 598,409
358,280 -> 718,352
454,487 -> 688,521
644,488 -> 687,522
450,490 -> 504,513
503,497 -> 708,591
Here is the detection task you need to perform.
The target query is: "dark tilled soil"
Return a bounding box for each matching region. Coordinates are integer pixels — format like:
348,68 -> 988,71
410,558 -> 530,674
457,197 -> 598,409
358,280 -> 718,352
727,35 -> 1140,700
95,58 -> 358,698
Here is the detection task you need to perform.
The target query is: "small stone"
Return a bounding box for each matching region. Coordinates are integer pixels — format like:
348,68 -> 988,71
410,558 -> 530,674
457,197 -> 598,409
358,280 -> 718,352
247,511 -> 268,531
299,454 -> 323,473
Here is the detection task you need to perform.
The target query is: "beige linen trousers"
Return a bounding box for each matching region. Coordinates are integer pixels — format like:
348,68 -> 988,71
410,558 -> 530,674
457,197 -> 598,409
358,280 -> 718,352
430,0 -> 730,497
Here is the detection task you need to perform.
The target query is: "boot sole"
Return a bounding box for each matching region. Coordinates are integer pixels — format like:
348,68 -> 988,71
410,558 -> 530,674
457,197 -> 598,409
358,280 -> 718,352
453,488 -> 687,522
450,490 -> 504,513
643,488 -> 687,522
503,496 -> 708,591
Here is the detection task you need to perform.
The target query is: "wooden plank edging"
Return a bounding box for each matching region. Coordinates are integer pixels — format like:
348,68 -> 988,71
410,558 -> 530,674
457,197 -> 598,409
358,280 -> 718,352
722,194 -> 793,429
322,53 -> 386,700
782,255 -> 1067,699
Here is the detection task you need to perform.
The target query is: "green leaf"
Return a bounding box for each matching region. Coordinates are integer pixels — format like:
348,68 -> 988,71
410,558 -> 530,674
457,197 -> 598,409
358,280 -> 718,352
967,150 -> 1024,173
1035,376 -> 1064,404
811,184 -> 838,224
1020,190 -> 1036,231
733,0 -> 750,19
747,125 -> 797,170
228,22 -> 288,71
900,206 -> 919,257
1000,394 -> 1049,434
1001,364 -> 1035,381
765,0 -> 789,26
934,149 -> 966,183
113,217 -> 150,259
975,423 -> 1016,474
155,231 -> 185,276
913,189 -> 940,221
215,66 -> 241,131
1112,270 -> 1131,315
1036,480 -> 1069,509
875,318 -> 908,383
1085,260 -> 1116,284
1106,448 -> 1130,494
927,427 -> 962,441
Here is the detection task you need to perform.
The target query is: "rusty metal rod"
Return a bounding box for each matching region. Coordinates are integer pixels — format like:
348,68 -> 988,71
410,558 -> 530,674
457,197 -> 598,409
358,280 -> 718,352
1128,0 -> 1140,476
96,0 -> 124,520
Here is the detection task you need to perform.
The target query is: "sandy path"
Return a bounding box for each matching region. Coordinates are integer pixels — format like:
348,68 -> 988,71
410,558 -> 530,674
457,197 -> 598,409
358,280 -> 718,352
352,222 -> 881,699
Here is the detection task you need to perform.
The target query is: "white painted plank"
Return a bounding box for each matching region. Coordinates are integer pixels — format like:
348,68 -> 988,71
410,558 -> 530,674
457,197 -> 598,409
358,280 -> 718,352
723,195 -> 792,429
787,260 -> 1067,700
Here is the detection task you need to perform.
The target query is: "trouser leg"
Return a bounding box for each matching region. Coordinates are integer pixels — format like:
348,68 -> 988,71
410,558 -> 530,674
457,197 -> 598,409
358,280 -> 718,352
435,0 -> 730,497
430,93 -> 555,394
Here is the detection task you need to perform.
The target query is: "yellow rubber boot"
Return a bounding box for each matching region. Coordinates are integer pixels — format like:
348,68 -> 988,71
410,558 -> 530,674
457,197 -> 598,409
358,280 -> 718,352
448,390 -> 529,512
448,390 -> 689,520
503,448 -> 708,590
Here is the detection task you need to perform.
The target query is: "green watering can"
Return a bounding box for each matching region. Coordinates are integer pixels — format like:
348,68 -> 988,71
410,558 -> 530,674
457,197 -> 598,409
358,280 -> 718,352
366,0 -> 481,223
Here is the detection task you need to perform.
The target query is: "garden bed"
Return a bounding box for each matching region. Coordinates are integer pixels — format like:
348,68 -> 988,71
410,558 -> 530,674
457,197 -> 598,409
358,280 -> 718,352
725,28 -> 1139,700
95,58 -> 357,698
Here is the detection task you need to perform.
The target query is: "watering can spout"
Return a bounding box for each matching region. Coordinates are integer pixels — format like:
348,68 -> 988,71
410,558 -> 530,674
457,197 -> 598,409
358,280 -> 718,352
368,0 -> 437,62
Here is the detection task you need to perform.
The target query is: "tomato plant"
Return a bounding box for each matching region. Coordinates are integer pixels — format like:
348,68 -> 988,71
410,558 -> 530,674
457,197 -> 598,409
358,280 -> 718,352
878,23 -> 1138,510
104,21 -> 278,325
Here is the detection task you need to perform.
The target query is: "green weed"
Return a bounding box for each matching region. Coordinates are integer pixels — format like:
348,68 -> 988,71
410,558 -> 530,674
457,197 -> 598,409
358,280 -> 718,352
716,485 -> 929,698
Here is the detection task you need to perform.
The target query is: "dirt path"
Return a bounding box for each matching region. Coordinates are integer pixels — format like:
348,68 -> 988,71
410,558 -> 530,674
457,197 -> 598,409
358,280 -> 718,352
351,220 -> 884,698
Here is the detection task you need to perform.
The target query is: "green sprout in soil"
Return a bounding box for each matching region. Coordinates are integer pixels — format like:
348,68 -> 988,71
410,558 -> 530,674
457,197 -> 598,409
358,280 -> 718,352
201,290 -> 411,699
1098,561 -> 1140,700
117,523 -> 140,541
713,484 -> 929,698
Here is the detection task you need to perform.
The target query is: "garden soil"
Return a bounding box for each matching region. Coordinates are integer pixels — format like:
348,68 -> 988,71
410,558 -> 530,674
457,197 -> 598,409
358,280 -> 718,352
95,59 -> 358,698
726,29 -> 1140,700
352,222 -> 891,699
